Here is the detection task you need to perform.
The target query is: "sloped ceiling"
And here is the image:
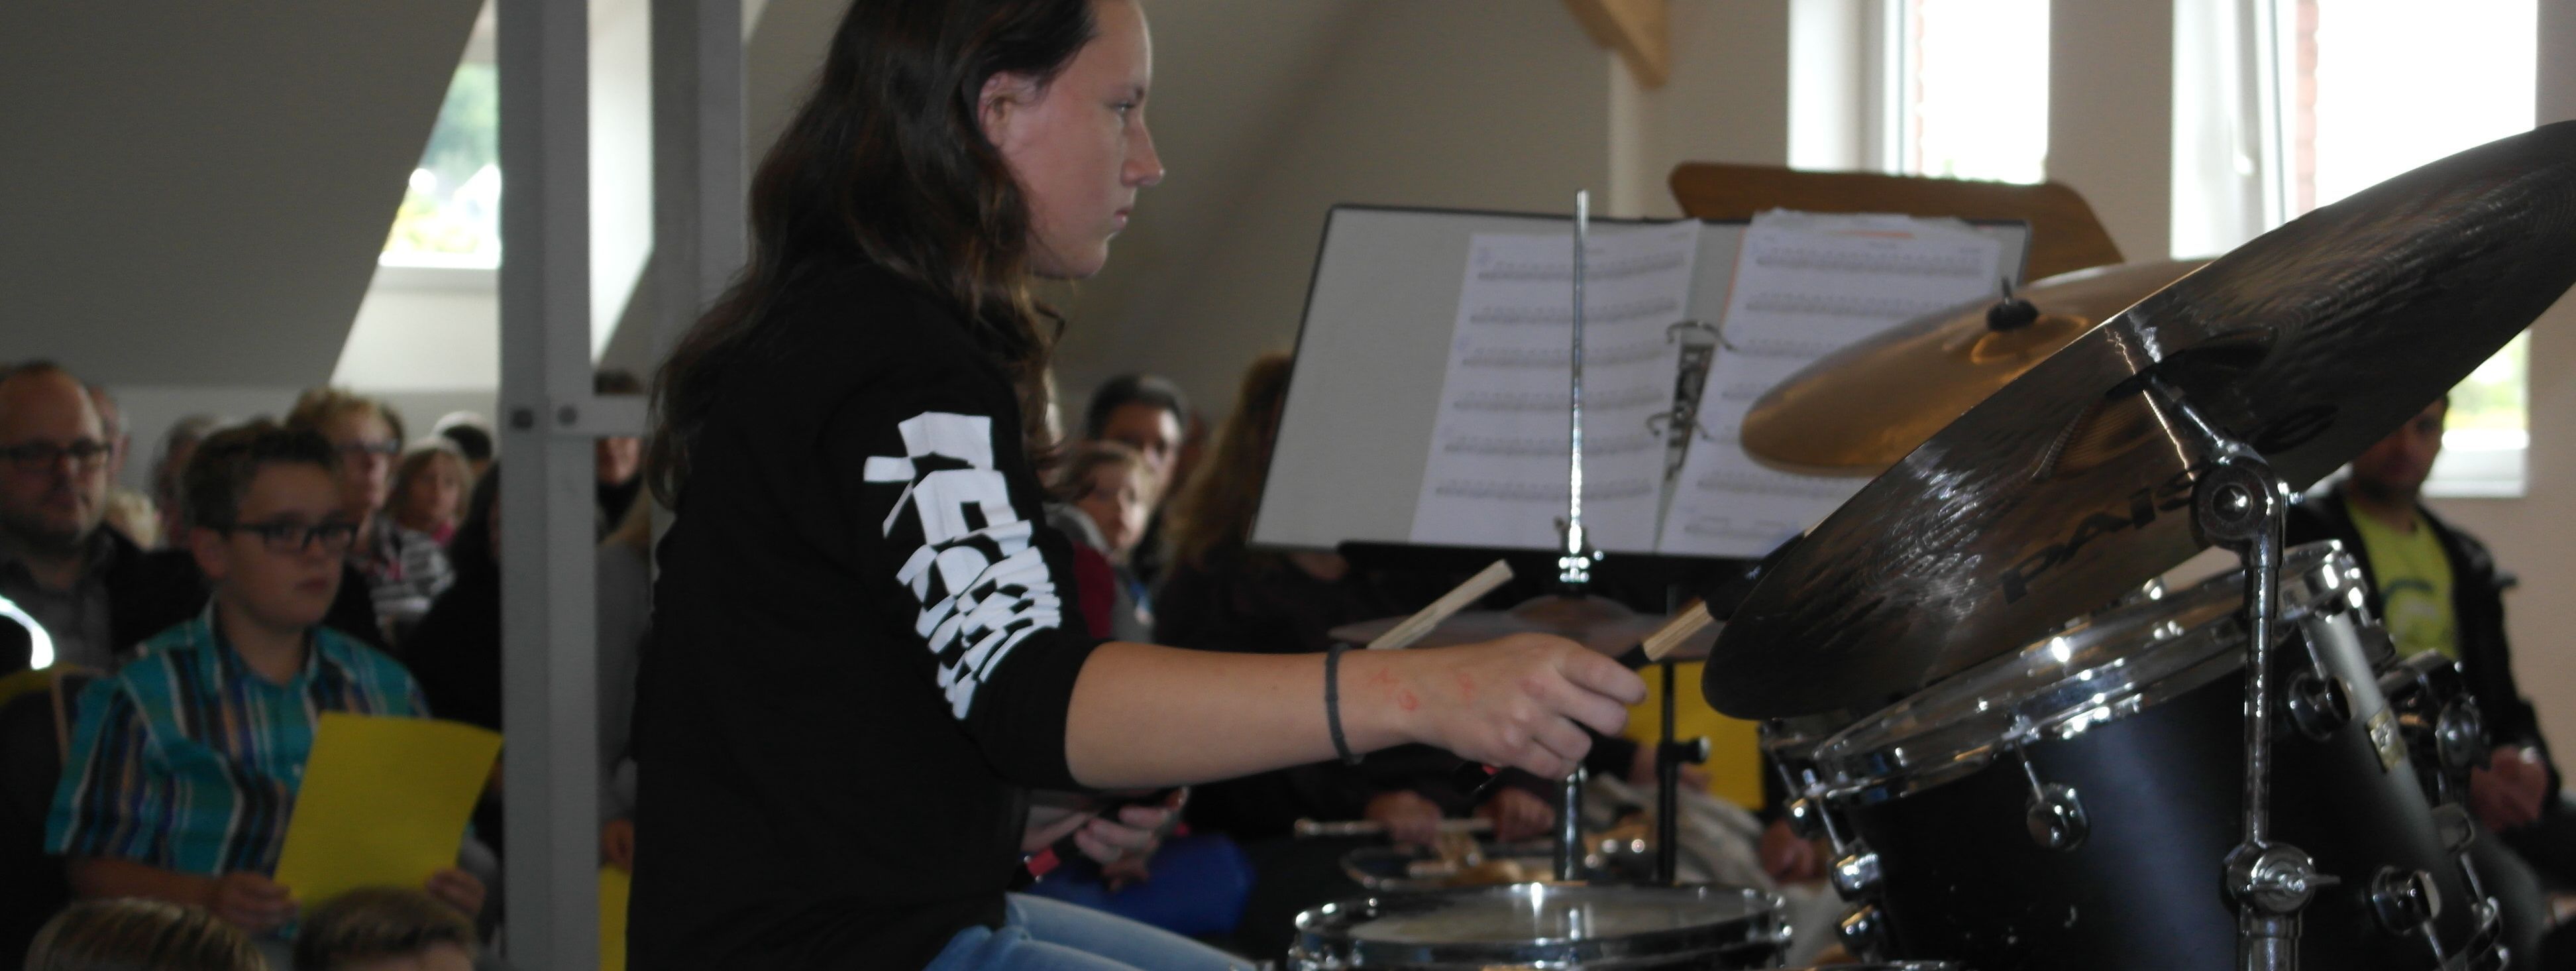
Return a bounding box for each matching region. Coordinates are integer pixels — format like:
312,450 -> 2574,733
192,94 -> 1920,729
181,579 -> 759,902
0,0 -> 484,386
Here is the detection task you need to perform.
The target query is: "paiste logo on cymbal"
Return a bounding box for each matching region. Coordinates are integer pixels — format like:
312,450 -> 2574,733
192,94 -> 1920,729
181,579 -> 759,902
1996,402 -> 2340,604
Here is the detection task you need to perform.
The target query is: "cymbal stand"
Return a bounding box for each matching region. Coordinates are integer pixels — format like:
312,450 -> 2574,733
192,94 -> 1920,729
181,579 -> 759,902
2145,377 -> 2330,971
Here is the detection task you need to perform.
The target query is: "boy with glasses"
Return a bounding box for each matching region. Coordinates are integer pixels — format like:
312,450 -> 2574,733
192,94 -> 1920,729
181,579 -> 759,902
44,420 -> 484,943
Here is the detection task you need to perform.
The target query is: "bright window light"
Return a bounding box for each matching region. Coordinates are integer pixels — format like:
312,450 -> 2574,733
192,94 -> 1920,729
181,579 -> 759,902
382,61 -> 500,269
1900,0 -> 2051,185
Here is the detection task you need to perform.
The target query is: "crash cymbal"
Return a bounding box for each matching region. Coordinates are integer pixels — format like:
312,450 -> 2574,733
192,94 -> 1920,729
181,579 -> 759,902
1331,595 -> 1719,661
1741,259 -> 2209,473
1703,121 -> 2576,718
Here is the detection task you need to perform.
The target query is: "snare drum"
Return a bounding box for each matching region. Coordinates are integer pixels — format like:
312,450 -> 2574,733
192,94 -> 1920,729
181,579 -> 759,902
1289,883 -> 1786,970
1803,542 -> 2502,971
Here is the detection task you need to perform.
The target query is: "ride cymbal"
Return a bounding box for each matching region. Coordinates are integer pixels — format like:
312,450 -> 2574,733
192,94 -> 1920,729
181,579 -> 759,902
1705,121 -> 2576,718
1741,259 -> 2208,474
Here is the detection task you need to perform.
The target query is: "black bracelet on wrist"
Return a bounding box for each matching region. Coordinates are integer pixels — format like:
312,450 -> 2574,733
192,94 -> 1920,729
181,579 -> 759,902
1326,643 -> 1362,766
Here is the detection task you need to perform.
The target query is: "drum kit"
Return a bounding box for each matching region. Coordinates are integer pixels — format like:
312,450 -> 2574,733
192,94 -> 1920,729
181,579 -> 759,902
1287,121 -> 2576,969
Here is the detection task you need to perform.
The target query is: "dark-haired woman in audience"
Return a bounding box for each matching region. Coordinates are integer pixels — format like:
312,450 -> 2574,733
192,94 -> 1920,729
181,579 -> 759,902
627,1 -> 1646,968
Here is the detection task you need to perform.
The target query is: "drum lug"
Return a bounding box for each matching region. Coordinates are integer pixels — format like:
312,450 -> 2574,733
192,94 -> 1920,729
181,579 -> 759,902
1785,795 -> 1826,840
1829,848 -> 1884,900
2431,803 -> 2479,856
1838,903 -> 1888,957
2010,747 -> 2089,852
2286,672 -> 2353,740
2436,698 -> 2487,777
2024,782 -> 2090,852
2369,867 -> 2443,933
2228,844 -> 2337,915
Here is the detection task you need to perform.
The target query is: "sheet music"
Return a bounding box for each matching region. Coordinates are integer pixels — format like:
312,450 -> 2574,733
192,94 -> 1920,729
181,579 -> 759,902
1656,211 -> 2008,558
1411,221 -> 1701,553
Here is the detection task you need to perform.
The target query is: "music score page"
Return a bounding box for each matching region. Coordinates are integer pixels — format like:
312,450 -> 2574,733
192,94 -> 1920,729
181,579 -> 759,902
1655,211 -> 2006,557
1409,221 -> 1700,553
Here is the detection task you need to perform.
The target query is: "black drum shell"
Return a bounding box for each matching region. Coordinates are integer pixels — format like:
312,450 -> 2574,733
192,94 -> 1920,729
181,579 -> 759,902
1838,618 -> 2477,970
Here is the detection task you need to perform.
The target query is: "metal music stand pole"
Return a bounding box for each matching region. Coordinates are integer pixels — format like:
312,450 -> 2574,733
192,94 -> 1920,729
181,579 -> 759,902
1555,190 -> 1595,884
1656,657 -> 1681,885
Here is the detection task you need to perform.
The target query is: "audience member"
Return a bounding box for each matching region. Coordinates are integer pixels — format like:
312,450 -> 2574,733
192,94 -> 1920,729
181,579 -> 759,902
388,445 -> 469,547
23,898 -> 265,971
0,362 -> 157,670
1082,374 -> 1187,585
84,384 -> 161,551
2288,398 -> 2575,883
596,492 -> 651,874
428,415 -> 493,483
1046,441 -> 1158,642
593,370 -> 645,537
285,389 -> 452,645
45,421 -> 484,941
407,467 -> 502,733
150,415 -> 224,543
292,887 -> 475,971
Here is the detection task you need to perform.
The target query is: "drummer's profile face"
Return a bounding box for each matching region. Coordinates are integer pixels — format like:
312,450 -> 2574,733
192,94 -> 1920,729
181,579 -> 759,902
982,0 -> 1163,280
2350,400 -> 2447,496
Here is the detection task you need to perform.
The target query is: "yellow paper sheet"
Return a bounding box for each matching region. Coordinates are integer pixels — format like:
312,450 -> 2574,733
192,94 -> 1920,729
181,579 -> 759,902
600,867 -> 630,971
271,713 -> 501,907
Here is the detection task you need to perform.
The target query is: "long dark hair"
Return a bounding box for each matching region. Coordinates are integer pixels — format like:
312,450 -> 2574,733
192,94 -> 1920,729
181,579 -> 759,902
646,0 -> 1100,505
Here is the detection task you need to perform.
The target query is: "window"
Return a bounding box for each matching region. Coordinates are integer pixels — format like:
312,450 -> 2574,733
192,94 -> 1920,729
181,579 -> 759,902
2286,0 -> 2536,496
382,62 -> 501,268
1896,0 -> 2051,184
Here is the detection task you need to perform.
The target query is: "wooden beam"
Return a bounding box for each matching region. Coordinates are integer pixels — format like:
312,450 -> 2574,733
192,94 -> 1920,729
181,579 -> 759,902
1564,0 -> 1668,88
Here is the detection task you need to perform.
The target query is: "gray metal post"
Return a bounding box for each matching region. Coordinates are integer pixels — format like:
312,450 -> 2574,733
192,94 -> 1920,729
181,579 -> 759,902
652,0 -> 747,354
497,0 -> 608,965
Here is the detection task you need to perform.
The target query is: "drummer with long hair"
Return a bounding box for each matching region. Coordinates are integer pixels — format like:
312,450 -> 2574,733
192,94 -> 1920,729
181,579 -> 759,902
627,1 -> 1648,968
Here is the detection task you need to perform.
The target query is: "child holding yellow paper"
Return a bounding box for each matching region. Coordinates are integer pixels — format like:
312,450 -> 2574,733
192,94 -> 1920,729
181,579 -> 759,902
42,422 -> 484,941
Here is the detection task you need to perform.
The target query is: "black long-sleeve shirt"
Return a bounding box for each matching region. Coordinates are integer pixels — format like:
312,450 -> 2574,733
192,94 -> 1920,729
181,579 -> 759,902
630,264 -> 1103,969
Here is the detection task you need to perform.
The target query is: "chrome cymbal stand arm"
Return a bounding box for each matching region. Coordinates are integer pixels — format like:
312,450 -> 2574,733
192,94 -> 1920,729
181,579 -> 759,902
2145,378 -> 2330,971
1556,765 -> 1587,882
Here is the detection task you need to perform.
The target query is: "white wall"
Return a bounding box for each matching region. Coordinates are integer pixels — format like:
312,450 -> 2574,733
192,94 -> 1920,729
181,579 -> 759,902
1051,0 -> 1619,418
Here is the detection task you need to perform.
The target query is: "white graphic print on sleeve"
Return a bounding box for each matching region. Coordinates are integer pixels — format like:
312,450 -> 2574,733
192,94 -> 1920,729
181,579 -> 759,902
862,412 -> 1064,718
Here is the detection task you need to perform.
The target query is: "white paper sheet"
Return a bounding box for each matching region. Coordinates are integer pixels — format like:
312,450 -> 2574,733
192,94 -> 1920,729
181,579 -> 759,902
1411,222 -> 1701,553
1655,212 -> 2008,558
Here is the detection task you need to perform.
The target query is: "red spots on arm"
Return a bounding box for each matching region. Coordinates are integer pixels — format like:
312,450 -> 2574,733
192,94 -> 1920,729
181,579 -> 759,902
1453,672 -> 1476,701
1396,689 -> 1419,711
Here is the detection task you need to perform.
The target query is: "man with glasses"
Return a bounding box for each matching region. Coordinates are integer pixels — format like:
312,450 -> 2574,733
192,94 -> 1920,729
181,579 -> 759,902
45,421 -> 484,948
0,362 -> 125,670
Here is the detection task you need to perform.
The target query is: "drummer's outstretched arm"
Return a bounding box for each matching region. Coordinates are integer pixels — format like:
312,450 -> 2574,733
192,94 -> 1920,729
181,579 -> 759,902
1060,636 -> 1646,791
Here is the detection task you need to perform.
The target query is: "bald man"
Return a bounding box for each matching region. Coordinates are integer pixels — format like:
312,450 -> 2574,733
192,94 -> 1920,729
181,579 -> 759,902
0,362 -> 119,669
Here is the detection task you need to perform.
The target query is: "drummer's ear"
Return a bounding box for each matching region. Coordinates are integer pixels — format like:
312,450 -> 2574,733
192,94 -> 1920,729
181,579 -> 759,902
979,72 -> 1042,146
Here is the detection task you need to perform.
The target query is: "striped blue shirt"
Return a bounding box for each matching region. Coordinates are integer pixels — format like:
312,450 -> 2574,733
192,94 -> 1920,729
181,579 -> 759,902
45,612 -> 431,877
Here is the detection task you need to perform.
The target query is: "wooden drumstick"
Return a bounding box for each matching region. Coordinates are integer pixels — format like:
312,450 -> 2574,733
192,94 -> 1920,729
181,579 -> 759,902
1613,599 -> 1717,670
1366,559 -> 1515,650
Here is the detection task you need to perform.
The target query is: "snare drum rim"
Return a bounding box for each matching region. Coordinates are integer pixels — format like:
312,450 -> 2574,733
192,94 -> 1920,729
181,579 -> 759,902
1810,542 -> 2364,804
1289,883 -> 1788,966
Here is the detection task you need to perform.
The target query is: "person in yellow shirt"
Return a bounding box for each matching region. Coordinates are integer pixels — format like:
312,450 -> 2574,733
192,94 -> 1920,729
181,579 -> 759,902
2287,397 -> 2569,887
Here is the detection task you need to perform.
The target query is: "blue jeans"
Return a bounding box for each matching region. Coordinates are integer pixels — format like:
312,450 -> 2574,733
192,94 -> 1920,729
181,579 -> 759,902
924,894 -> 1257,971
